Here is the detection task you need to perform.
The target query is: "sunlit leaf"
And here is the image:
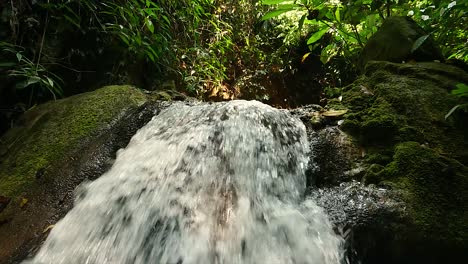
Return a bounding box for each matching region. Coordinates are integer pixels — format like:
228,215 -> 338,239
145,18 -> 154,33
320,44 -> 338,64
262,8 -> 295,20
301,52 -> 311,63
452,83 -> 468,97
335,6 -> 341,23
262,0 -> 290,5
307,28 -> 328,45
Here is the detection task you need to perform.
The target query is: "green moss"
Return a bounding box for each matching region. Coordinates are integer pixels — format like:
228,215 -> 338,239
324,98 -> 347,111
361,99 -> 399,141
341,89 -> 399,144
323,87 -> 342,98
340,62 -> 467,158
365,146 -> 394,165
0,85 -> 147,198
379,142 -> 468,245
363,163 -> 385,184
332,62 -> 468,246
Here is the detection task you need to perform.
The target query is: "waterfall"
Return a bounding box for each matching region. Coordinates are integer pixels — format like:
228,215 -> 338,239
26,100 -> 343,264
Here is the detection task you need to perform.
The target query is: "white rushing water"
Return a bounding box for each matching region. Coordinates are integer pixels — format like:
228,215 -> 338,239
26,100 -> 343,264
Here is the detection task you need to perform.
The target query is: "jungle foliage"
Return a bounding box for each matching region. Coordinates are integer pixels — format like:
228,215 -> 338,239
0,0 -> 466,134
261,0 -> 467,65
0,0 -> 281,132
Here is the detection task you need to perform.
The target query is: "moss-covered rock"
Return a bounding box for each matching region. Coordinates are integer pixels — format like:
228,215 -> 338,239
358,16 -> 443,71
340,61 -> 468,160
330,61 -> 468,262
381,142 -> 468,245
0,85 -> 146,199
0,85 -> 155,263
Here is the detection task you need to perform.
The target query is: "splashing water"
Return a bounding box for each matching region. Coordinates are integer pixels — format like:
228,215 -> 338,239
26,100 -> 343,264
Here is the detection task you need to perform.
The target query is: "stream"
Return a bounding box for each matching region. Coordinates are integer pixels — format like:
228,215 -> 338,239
25,100 -> 343,264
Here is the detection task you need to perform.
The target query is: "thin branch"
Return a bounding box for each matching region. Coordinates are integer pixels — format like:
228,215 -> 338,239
351,24 -> 364,48
36,0 -> 50,72
386,0 -> 391,17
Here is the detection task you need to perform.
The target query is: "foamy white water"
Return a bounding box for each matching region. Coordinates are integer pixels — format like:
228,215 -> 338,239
26,100 -> 343,264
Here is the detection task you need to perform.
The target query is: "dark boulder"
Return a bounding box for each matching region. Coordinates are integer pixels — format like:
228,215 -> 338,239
358,16 -> 444,71
320,61 -> 468,263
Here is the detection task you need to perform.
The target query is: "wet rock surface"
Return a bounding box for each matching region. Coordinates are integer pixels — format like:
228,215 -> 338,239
0,86 -> 172,264
0,71 -> 466,263
311,61 -> 468,263
292,105 -> 409,264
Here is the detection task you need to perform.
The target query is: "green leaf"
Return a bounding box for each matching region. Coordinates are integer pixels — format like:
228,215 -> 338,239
16,53 -> 22,62
320,44 -> 338,64
298,14 -> 306,31
452,83 -> 468,97
16,77 -> 41,89
145,18 -> 154,33
445,104 -> 461,119
335,6 -> 341,23
46,76 -> 54,88
262,0 -> 290,5
411,35 -> 429,53
262,8 -> 295,20
307,28 -> 328,45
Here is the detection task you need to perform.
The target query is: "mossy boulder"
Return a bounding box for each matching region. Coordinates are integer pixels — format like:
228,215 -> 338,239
382,142 -> 468,245
0,85 -> 158,263
358,16 -> 443,71
0,85 -> 146,198
332,61 -> 468,263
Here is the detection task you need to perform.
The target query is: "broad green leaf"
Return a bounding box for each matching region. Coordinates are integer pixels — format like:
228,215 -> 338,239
262,0 -> 290,5
16,53 -> 22,62
307,28 -> 328,45
262,8 -> 295,20
335,6 -> 341,23
320,44 -> 338,64
145,18 -> 154,33
411,35 -> 429,53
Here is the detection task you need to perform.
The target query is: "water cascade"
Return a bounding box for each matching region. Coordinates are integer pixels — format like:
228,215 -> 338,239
26,101 -> 343,264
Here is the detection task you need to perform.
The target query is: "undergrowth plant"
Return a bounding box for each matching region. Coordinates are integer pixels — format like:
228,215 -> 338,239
261,0 -> 467,66
446,83 -> 468,119
0,42 -> 63,102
